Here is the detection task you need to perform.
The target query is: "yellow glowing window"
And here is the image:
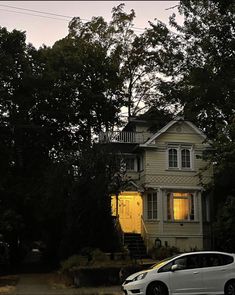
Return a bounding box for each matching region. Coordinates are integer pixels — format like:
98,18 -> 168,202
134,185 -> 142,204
167,192 -> 194,221
173,197 -> 189,220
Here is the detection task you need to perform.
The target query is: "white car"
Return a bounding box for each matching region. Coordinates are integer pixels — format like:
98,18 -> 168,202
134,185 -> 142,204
122,251 -> 235,295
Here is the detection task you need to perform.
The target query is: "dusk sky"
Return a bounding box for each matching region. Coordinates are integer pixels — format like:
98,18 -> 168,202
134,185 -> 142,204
0,1 -> 180,48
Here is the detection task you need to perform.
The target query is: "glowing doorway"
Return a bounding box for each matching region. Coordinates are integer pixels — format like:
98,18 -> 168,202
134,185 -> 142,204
112,192 -> 142,233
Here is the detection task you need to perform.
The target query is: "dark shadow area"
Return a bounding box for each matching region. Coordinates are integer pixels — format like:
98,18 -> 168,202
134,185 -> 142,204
18,251 -> 57,273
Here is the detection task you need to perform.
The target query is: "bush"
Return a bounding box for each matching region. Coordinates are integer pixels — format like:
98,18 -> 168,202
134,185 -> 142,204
90,249 -> 109,264
60,255 -> 88,273
71,266 -> 122,287
149,245 -> 180,260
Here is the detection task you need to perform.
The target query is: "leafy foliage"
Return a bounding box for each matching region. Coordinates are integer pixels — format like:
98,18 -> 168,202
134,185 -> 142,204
213,196 -> 235,252
145,0 -> 235,138
0,1 -> 235,262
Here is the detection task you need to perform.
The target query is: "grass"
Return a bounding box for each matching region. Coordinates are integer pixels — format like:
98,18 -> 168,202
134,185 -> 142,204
0,275 -> 19,294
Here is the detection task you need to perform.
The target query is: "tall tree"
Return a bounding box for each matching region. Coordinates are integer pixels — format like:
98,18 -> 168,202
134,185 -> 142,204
0,27 -> 44,259
68,4 -> 163,119
58,146 -> 120,258
144,0 -> 235,249
145,0 -> 235,138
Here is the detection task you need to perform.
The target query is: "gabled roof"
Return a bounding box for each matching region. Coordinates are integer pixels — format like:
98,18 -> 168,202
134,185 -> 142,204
140,117 -> 208,147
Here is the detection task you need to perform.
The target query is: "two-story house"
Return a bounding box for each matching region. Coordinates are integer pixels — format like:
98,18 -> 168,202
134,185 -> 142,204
99,116 -> 213,252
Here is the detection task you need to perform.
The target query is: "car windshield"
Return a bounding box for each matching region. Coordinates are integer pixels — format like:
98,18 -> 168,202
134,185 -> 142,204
149,254 -> 180,269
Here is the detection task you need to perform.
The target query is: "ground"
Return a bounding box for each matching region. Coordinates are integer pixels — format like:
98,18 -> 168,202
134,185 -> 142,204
0,273 -> 122,295
0,248 -> 123,295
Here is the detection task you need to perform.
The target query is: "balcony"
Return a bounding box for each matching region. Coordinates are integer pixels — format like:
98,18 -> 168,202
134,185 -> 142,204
99,131 -> 150,144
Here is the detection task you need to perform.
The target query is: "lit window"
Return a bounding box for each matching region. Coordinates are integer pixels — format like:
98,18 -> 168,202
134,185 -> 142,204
147,192 -> 157,219
167,192 -> 194,221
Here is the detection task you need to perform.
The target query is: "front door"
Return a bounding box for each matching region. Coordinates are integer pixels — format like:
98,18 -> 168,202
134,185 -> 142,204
112,192 -> 142,233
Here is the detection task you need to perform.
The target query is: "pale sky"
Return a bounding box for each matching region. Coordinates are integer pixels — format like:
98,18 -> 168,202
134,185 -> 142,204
0,1 -> 180,48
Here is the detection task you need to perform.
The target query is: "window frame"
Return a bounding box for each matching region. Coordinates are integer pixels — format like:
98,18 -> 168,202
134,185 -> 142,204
167,144 -> 193,170
167,192 -> 196,222
121,155 -> 137,172
147,192 -> 158,220
125,157 -> 135,171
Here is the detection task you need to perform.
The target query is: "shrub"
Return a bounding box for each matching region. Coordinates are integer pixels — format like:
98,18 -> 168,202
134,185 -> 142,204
60,255 -> 88,273
90,249 -> 109,264
149,245 -> 180,260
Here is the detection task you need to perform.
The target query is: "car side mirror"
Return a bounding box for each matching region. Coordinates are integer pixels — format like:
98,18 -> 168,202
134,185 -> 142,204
171,264 -> 179,272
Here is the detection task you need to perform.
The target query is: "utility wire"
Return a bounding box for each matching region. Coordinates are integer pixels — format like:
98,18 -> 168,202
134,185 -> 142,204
0,4 -> 74,20
0,4 -> 145,31
0,8 -> 71,21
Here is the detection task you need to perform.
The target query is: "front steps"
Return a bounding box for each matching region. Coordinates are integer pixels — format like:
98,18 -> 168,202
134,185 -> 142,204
124,233 -> 148,259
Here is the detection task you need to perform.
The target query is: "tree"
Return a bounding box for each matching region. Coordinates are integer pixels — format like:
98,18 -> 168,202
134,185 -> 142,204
144,0 -> 235,250
68,4 -> 165,119
37,37 -> 123,145
145,0 -> 235,138
0,27 -> 43,261
0,22 -> 128,262
213,195 -> 235,252
58,146 -> 120,258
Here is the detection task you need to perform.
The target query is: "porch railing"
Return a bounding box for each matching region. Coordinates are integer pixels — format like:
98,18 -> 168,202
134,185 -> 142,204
99,131 -> 150,144
141,215 -> 149,252
113,216 -> 124,246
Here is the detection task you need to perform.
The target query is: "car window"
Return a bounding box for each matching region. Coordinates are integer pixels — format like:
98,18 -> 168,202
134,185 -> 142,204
174,257 -> 187,270
186,254 -> 201,269
220,254 -> 234,265
172,254 -> 201,270
201,253 -> 234,267
158,261 -> 174,273
150,254 -> 179,270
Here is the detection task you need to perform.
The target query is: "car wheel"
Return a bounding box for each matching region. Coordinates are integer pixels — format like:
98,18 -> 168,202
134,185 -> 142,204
225,281 -> 235,295
147,282 -> 168,295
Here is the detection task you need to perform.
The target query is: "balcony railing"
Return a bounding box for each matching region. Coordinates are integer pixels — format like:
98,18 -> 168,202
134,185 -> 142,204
99,131 -> 150,144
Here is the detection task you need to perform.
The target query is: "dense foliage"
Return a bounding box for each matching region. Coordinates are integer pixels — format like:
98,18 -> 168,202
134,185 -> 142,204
143,0 -> 235,249
0,1 -> 234,263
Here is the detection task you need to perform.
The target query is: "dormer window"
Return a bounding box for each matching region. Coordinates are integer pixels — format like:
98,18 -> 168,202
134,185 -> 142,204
167,145 -> 193,170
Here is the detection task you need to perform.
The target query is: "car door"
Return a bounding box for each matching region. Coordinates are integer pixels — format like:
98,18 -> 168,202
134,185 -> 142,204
169,254 -> 205,295
201,253 -> 234,293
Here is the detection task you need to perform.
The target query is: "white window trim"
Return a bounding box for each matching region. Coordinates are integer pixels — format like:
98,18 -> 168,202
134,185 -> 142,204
125,156 -> 138,172
146,192 -> 158,220
167,144 -> 194,171
166,192 -> 198,222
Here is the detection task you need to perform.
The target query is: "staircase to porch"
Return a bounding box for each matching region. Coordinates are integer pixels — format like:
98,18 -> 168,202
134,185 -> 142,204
124,233 -> 148,259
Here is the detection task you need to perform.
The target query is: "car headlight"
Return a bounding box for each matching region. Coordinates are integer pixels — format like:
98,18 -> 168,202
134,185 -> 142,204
132,272 -> 147,281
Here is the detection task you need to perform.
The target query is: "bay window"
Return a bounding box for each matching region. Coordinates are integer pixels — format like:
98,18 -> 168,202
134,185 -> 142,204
167,192 -> 195,221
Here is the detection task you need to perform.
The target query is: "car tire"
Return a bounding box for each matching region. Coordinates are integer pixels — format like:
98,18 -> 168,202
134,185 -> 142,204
147,282 -> 168,295
225,281 -> 235,295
